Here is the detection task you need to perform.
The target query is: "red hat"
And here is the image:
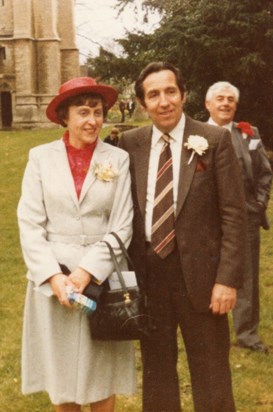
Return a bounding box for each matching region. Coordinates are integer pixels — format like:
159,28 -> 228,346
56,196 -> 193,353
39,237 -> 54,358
46,77 -> 118,124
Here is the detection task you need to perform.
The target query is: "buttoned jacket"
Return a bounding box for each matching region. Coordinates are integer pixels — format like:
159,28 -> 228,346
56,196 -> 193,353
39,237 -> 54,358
17,138 -> 133,294
119,116 -> 246,311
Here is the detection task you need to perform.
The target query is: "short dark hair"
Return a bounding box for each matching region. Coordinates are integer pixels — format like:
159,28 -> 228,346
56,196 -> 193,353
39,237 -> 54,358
56,93 -> 108,127
134,62 -> 186,105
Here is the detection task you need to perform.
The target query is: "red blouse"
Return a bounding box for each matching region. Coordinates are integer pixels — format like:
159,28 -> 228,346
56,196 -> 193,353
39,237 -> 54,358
63,131 -> 98,198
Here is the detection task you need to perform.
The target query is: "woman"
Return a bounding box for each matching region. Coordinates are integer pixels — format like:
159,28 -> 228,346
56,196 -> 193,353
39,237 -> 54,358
17,77 -> 136,412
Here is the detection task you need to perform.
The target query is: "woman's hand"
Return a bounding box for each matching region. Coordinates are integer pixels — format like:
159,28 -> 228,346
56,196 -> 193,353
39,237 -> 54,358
68,267 -> 92,294
49,273 -> 74,308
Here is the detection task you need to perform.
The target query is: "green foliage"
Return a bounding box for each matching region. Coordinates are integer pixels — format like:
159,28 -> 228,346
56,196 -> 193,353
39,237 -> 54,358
86,33 -> 154,87
87,0 -> 273,149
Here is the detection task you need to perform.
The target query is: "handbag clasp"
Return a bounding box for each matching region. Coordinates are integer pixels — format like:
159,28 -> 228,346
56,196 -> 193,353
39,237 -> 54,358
124,292 -> 131,304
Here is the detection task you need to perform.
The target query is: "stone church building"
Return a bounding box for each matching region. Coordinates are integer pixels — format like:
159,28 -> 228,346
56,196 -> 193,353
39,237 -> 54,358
0,0 -> 80,129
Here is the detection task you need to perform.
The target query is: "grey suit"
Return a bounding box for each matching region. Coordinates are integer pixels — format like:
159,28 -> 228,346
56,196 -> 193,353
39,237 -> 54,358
230,123 -> 272,347
120,116 -> 246,412
17,138 -> 136,404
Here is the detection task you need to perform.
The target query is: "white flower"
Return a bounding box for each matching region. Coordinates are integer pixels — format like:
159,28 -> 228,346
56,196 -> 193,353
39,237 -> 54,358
93,161 -> 118,182
184,135 -> 209,164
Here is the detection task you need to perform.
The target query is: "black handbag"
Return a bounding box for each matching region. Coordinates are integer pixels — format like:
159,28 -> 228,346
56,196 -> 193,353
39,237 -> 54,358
89,232 -> 151,341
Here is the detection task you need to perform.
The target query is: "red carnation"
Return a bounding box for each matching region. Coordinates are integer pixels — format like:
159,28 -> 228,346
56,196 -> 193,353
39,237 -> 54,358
236,122 -> 254,137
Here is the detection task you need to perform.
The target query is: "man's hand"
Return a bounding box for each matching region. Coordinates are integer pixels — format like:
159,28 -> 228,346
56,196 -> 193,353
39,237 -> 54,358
209,283 -> 237,315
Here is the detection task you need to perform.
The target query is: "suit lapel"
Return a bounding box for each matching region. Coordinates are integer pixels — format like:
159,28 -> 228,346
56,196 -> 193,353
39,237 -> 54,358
78,139 -> 107,203
232,124 -> 255,187
51,140 -> 79,208
51,139 -> 111,207
176,116 -> 198,218
133,119 -> 199,220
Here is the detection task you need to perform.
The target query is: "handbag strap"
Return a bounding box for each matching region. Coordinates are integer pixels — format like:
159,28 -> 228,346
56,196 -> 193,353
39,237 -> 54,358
110,232 -> 135,271
110,232 -> 147,293
103,240 -> 132,304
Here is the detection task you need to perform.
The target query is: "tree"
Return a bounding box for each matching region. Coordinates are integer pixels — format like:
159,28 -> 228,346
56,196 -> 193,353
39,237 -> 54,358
87,0 -> 273,148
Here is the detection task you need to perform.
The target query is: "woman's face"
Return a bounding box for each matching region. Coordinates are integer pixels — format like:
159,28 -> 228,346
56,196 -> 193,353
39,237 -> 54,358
65,100 -> 104,148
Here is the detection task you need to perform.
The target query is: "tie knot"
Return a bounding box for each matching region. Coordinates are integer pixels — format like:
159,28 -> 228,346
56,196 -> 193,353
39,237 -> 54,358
162,134 -> 171,144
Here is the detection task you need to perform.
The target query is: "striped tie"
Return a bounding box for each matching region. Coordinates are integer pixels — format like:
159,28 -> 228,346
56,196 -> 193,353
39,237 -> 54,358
151,134 -> 175,259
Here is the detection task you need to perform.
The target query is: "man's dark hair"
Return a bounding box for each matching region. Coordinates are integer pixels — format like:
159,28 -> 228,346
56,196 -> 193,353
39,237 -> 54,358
56,93 -> 107,127
134,62 -> 186,105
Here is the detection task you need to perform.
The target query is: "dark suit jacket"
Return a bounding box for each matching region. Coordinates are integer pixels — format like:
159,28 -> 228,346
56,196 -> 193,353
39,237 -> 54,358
119,116 -> 246,311
231,123 -> 272,229
104,135 -> 119,147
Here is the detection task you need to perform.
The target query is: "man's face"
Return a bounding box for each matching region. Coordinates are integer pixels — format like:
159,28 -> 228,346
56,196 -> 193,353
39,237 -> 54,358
205,88 -> 237,126
141,70 -> 184,133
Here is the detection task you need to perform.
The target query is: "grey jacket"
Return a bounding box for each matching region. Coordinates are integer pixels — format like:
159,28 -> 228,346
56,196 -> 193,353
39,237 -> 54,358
231,123 -> 272,229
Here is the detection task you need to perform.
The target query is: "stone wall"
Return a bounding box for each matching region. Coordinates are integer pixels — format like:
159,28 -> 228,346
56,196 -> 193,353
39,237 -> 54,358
0,0 -> 80,129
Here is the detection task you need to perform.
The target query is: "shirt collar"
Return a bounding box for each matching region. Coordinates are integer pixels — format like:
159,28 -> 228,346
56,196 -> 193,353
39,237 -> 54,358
152,113 -> 185,148
208,117 -> 233,132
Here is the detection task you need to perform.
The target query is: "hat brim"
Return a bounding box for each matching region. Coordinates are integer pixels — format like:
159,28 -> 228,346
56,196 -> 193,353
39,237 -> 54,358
46,84 -> 118,124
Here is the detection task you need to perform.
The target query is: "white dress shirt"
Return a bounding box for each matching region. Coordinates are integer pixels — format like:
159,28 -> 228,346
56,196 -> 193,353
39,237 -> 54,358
145,113 -> 185,241
208,117 -> 233,132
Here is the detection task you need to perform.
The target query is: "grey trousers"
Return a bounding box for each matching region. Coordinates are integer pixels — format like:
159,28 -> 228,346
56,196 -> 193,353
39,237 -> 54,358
232,216 -> 262,346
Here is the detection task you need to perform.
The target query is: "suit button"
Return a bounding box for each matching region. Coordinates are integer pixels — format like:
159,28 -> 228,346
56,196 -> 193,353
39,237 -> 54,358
75,215 -> 81,220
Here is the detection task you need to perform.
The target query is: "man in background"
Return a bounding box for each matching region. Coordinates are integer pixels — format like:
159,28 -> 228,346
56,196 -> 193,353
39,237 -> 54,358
119,99 -> 126,123
127,98 -> 136,118
205,81 -> 272,354
104,127 -> 119,146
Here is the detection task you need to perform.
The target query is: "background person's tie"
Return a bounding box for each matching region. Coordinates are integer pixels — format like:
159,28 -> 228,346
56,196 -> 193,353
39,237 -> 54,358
151,134 -> 175,259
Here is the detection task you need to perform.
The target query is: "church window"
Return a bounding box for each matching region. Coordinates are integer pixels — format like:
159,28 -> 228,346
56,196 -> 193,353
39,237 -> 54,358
0,47 -> 6,60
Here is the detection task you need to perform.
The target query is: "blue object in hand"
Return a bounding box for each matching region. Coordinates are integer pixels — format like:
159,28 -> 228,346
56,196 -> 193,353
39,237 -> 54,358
66,286 -> 97,314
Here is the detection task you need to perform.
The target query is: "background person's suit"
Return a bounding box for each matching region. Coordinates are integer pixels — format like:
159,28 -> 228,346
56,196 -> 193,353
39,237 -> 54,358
230,123 -> 272,347
119,116 -> 246,412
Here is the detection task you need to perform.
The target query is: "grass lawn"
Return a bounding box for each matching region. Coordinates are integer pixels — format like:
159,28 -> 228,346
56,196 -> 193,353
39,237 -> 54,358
0,126 -> 272,411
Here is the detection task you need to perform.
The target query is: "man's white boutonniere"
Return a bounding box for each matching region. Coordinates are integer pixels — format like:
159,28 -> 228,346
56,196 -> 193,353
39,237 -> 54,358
93,161 -> 118,182
184,135 -> 209,164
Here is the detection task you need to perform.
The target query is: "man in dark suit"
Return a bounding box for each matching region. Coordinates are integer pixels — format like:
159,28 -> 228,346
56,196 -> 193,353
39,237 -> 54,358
119,62 -> 246,412
205,81 -> 272,354
104,127 -> 119,146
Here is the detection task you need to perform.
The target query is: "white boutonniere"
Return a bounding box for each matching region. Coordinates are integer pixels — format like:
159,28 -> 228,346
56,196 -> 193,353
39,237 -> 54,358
184,135 -> 209,164
93,161 -> 118,182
